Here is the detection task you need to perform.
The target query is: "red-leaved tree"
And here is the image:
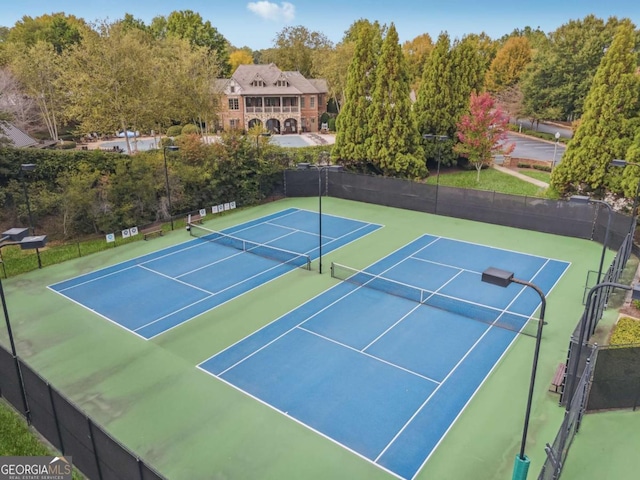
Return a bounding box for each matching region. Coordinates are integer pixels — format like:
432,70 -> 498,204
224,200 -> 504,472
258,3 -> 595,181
454,92 -> 514,181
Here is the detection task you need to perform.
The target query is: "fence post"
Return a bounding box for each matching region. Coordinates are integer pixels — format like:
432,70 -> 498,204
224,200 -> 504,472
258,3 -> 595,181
87,418 -> 104,480
48,383 -> 65,453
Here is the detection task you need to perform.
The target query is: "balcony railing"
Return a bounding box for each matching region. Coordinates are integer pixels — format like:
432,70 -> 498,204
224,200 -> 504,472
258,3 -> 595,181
245,106 -> 300,114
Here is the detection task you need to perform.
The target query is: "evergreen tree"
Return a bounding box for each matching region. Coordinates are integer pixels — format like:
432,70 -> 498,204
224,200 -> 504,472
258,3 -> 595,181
550,20 -> 640,195
332,21 -> 382,168
449,35 -> 486,123
366,24 -> 425,178
414,33 -> 486,166
414,33 -> 452,139
521,15 -> 622,122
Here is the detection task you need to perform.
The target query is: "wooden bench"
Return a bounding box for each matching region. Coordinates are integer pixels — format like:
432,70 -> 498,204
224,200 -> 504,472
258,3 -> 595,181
549,363 -> 566,393
188,214 -> 204,225
142,228 -> 163,241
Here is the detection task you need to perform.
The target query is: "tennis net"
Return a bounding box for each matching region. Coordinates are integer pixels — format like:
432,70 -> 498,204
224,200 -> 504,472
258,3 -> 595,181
189,223 -> 311,270
331,262 -> 537,336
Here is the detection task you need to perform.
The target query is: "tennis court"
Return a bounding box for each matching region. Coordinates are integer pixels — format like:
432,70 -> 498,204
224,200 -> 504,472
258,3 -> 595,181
199,234 -> 569,480
48,208 -> 381,339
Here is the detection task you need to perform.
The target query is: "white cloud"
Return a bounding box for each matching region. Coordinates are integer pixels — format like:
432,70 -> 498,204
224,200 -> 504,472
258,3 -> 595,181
247,1 -> 295,22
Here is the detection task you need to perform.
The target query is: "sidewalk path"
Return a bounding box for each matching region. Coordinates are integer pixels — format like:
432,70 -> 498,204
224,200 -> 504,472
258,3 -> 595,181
493,165 -> 549,188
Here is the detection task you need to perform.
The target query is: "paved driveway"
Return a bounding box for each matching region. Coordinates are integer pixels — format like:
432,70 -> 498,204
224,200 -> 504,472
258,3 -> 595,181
507,132 -> 566,165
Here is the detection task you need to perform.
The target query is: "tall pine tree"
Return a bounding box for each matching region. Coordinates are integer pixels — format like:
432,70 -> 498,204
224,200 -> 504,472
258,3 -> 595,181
550,20 -> 640,195
366,24 -> 425,178
332,21 -> 383,167
414,33 -> 452,138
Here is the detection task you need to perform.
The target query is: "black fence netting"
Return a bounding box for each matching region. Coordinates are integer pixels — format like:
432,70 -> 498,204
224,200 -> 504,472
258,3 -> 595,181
0,345 -> 24,416
51,389 -> 102,479
21,362 -> 63,451
284,170 -> 631,245
538,347 -> 595,480
561,232 -> 634,406
587,344 -> 640,411
0,343 -> 165,480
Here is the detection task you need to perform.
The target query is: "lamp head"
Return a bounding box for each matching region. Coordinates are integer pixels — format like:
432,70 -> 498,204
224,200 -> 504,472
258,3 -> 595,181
569,195 -> 591,204
481,267 -> 514,288
19,235 -> 47,250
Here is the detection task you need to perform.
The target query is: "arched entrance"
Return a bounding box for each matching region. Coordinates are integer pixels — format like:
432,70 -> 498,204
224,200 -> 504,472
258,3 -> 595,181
266,118 -> 281,134
248,118 -> 262,129
283,118 -> 298,134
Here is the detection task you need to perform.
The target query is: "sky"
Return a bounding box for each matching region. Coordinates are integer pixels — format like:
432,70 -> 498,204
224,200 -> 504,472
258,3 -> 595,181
1,0 -> 639,51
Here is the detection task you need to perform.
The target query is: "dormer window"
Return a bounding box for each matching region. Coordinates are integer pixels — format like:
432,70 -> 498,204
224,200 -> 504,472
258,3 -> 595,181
251,79 -> 264,87
276,79 -> 289,87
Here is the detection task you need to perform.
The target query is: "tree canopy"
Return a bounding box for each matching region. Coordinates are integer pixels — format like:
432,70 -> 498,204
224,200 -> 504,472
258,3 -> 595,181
550,19 -> 640,195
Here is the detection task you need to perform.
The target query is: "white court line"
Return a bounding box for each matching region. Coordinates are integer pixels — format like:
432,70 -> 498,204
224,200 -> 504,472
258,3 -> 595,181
408,260 -> 557,479
49,208 -> 303,290
200,236 -> 439,372
196,232 -> 570,478
297,324 -> 440,384
134,255 -> 298,333
195,364 -> 405,480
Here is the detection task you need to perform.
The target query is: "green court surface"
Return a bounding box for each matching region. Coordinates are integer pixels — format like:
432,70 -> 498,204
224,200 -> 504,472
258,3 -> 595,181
0,197 -> 615,479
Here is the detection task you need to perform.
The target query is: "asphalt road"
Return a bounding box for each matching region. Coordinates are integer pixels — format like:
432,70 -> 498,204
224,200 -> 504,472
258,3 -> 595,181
511,118 -> 573,138
506,132 -> 566,164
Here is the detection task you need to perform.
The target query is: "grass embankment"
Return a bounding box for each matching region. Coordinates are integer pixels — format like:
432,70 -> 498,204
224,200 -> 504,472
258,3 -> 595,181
517,169 -> 551,183
425,166 -> 548,197
0,401 -> 84,479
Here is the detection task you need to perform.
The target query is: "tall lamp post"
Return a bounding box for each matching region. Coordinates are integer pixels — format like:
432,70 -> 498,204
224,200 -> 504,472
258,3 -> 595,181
163,146 -> 179,230
297,162 -> 343,274
0,229 -> 48,425
563,281 -> 640,408
569,196 -> 613,284
19,164 -> 41,269
552,132 -> 561,169
481,267 -> 547,480
611,159 -> 640,233
422,134 -> 448,214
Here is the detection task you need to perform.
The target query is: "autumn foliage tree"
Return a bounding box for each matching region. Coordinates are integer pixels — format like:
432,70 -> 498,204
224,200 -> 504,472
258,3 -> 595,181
454,92 -> 514,181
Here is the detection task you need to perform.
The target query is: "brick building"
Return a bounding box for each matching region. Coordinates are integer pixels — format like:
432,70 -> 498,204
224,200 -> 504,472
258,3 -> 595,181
215,64 -> 328,134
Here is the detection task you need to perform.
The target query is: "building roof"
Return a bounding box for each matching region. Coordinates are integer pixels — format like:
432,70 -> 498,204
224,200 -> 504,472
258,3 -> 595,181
223,64 -> 328,96
0,122 -> 38,148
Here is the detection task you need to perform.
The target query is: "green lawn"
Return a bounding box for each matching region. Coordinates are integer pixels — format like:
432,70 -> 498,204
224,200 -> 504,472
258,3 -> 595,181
0,400 -> 84,479
517,168 -> 551,183
0,400 -> 53,456
426,166 -> 548,197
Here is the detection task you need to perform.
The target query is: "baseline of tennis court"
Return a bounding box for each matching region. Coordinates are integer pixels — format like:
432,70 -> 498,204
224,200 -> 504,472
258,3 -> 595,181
198,234 -> 570,480
48,208 -> 381,340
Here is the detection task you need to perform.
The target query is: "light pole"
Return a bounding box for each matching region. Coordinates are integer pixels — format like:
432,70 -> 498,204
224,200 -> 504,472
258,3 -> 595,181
563,281 -> 640,409
552,132 -> 560,169
481,267 -> 547,480
297,162 -> 343,274
569,196 -> 612,284
0,230 -> 48,425
422,134 -> 448,214
19,164 -> 41,269
163,146 -> 179,230
611,159 -> 640,233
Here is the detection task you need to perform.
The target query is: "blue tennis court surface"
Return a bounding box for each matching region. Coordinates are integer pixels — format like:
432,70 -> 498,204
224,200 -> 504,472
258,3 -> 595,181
48,208 -> 381,339
199,235 -> 570,479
